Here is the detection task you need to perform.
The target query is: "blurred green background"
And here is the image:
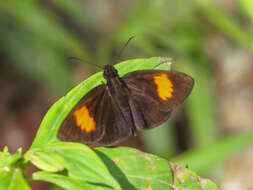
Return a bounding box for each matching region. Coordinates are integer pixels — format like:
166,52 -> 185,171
1,0 -> 253,189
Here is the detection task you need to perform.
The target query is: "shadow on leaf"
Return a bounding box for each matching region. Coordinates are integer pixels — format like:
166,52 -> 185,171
94,150 -> 137,190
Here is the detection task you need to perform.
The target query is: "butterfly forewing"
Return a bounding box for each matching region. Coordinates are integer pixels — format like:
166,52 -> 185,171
58,85 -> 107,144
123,70 -> 194,129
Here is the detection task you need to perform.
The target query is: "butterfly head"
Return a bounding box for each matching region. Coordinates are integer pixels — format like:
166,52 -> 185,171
103,65 -> 119,80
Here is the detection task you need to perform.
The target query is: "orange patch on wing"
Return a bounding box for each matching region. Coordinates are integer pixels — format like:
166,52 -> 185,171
153,74 -> 174,100
73,106 -> 96,133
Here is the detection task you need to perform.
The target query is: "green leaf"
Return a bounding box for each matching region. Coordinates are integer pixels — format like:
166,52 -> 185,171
26,150 -> 65,173
172,132 -> 253,174
95,147 -> 220,190
26,142 -> 121,190
29,57 -> 171,149
33,172 -> 105,190
0,147 -> 30,190
0,147 -> 22,168
0,168 -> 31,190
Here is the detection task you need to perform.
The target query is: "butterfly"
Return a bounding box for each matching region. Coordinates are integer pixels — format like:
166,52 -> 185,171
58,64 -> 194,146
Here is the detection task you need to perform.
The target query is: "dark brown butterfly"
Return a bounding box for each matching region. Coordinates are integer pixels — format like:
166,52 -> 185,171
57,64 -> 194,146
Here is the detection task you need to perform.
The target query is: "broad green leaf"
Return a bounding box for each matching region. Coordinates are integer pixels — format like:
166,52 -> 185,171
95,147 -> 220,190
172,132 -> 253,174
29,57 -> 171,149
26,142 -> 121,190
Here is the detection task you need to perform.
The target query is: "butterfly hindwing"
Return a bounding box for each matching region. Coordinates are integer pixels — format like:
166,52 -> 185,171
57,84 -> 107,144
96,90 -> 132,146
123,70 -> 194,129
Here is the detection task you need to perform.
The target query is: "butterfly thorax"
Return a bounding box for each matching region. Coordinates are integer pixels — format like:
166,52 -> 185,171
103,65 -> 119,80
103,64 -> 138,135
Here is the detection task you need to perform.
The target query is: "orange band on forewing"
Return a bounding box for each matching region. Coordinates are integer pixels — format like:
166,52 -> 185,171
153,74 -> 174,100
73,106 -> 96,133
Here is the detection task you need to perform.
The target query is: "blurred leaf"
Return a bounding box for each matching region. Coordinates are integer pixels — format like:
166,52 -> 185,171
177,59 -> 218,147
141,122 -> 176,158
197,0 -> 253,52
96,0 -> 170,65
115,0 -> 170,38
51,0 -> 93,27
239,0 -> 253,20
95,147 -> 220,190
2,32 -> 74,94
152,15 -> 203,57
0,1 -> 90,94
172,132 -> 253,174
1,1 -> 89,58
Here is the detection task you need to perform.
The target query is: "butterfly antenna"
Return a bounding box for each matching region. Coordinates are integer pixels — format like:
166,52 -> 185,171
68,57 -> 103,70
152,60 -> 172,69
114,36 -> 135,65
